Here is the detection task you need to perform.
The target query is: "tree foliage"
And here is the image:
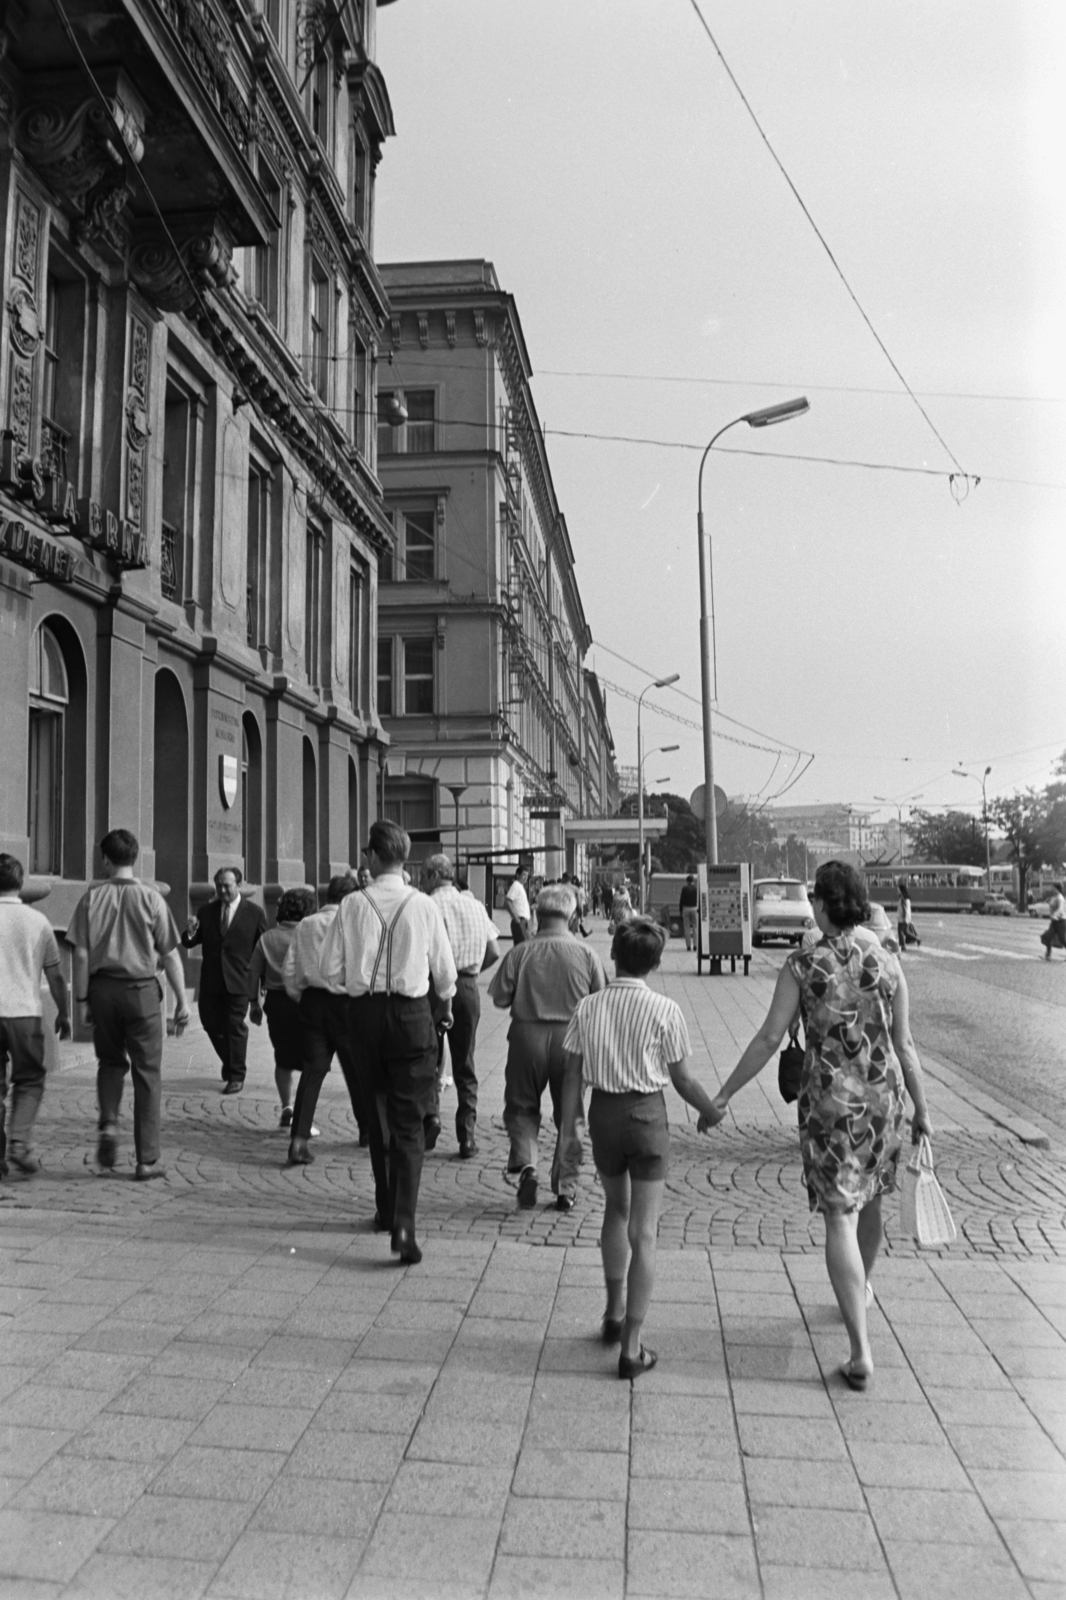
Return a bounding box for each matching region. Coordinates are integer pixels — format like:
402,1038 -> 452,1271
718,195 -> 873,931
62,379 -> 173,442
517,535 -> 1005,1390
907,808 -> 986,867
987,751 -> 1066,905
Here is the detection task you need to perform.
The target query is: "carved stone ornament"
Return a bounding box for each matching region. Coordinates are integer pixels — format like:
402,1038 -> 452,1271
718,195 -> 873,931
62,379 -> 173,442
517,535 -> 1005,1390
7,284 -> 41,358
128,215 -> 234,314
16,93 -> 143,207
417,313 -> 429,350
474,310 -> 486,347
14,193 -> 40,285
125,389 -> 149,453
8,360 -> 32,448
445,312 -> 456,348
77,176 -> 134,258
390,315 -> 401,349
307,207 -> 339,273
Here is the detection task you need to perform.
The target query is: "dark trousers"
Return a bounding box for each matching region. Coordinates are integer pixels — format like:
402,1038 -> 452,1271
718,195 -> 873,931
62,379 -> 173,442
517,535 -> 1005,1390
293,990 -> 384,1190
0,1016 -> 47,1165
347,993 -> 437,1236
198,988 -> 250,1082
1041,920 -> 1066,954
431,973 -> 480,1139
510,917 -> 530,945
264,989 -> 303,1075
89,975 -> 163,1165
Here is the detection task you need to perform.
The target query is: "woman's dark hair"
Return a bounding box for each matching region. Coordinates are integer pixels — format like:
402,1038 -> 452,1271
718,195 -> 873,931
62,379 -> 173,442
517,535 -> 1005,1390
813,861 -> 870,931
612,915 -> 667,977
277,888 -> 316,923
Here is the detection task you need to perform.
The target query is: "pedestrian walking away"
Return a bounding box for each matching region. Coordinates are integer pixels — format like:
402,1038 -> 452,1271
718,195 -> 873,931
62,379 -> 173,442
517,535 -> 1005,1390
0,853 -> 71,1176
897,878 -> 920,951
488,882 -> 606,1212
282,874 -> 379,1171
1040,882 -> 1066,960
422,852 -> 500,1157
560,916 -> 718,1379
181,866 -> 267,1093
69,829 -> 189,1180
247,888 -> 317,1129
703,860 -> 932,1391
320,819 -> 457,1265
679,873 -> 699,952
504,864 -> 532,944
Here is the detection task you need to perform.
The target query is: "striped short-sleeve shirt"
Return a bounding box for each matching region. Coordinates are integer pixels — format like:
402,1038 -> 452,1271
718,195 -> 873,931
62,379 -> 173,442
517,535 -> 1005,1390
563,978 -> 691,1094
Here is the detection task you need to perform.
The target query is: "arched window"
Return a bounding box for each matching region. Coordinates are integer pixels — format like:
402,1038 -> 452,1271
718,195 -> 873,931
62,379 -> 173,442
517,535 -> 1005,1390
242,712 -> 263,884
28,625 -> 68,874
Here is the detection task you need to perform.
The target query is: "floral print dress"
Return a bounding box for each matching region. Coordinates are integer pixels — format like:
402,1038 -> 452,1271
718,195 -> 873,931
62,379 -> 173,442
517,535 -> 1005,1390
786,933 -> 906,1214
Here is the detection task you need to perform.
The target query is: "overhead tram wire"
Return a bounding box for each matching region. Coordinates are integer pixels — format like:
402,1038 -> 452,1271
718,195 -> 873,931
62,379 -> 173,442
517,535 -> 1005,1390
684,0 -> 974,497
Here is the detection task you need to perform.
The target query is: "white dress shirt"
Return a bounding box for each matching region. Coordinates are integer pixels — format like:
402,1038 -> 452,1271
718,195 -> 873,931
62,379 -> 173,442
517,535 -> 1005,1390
281,903 -> 343,1000
320,873 -> 457,1000
504,878 -> 531,922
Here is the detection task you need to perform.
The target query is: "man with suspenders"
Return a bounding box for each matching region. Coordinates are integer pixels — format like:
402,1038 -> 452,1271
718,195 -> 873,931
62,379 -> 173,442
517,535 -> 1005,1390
321,820 -> 457,1264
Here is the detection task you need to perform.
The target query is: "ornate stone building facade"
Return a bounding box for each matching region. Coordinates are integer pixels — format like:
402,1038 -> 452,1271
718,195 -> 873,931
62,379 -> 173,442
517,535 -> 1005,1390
375,259 -> 618,887
0,0 -> 398,977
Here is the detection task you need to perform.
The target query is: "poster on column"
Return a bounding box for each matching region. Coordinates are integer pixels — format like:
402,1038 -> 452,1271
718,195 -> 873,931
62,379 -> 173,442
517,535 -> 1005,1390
697,862 -> 752,972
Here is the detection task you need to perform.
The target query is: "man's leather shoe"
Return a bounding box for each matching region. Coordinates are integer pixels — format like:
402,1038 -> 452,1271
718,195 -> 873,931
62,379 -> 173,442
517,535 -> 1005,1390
390,1227 -> 422,1265
423,1116 -> 441,1151
458,1139 -> 478,1159
96,1127 -> 118,1169
373,1211 -> 392,1233
134,1162 -> 166,1182
221,1080 -> 243,1096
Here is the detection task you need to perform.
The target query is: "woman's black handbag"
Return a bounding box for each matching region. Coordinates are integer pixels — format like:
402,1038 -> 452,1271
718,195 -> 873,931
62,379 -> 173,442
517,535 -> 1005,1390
778,1030 -> 804,1104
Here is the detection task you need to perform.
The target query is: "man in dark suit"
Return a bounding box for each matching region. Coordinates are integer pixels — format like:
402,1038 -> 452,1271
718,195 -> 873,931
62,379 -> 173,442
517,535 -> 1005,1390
181,866 -> 267,1094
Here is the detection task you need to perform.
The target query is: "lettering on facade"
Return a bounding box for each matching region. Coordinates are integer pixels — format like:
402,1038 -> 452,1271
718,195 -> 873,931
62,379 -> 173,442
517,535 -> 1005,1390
0,516 -> 78,581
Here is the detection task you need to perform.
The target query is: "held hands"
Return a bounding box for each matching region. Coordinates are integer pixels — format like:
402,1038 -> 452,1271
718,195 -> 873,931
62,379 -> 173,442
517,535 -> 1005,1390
436,1012 -> 454,1033
697,1096 -> 728,1134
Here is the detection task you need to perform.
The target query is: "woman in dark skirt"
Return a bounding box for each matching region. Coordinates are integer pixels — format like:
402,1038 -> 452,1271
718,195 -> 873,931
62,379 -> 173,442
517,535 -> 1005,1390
247,888 -> 317,1129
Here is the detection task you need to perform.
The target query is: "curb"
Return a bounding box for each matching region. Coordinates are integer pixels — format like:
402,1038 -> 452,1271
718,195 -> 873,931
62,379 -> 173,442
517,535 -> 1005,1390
921,1050 -> 1052,1149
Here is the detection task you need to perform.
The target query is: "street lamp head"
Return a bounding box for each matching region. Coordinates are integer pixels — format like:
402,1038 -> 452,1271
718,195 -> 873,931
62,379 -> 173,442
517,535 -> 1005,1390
660,744 -> 680,754
952,770 -> 968,780
742,396 -> 810,429
984,766 -> 992,777
654,673 -> 681,689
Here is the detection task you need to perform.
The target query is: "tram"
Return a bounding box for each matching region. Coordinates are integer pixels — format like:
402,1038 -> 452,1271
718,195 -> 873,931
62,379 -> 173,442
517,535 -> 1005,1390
863,863 -> 986,913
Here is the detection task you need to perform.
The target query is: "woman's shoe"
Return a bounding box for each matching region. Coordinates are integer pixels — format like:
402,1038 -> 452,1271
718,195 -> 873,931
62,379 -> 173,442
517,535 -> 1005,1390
279,1107 -> 293,1129
601,1316 -> 624,1344
618,1346 -> 658,1380
841,1361 -> 870,1392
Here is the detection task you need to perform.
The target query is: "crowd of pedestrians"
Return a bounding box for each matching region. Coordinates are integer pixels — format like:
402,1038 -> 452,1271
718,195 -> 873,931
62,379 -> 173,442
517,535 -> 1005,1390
2,830 -> 941,1387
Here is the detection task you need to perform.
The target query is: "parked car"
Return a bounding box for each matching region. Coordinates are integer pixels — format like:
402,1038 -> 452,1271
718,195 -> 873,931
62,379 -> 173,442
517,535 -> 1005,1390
980,894 -> 1015,916
1028,899 -> 1051,919
752,879 -> 816,946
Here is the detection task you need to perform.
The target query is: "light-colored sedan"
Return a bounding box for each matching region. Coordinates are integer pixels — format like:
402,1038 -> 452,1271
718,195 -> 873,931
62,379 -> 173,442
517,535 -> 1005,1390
982,894 -> 1015,916
752,879 -> 816,946
1029,900 -> 1051,920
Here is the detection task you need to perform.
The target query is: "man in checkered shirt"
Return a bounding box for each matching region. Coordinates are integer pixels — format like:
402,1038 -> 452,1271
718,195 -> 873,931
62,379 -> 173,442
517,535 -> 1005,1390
422,854 -> 500,1158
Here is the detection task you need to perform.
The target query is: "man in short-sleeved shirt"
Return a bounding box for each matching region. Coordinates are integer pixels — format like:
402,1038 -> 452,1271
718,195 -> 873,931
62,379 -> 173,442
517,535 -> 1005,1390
423,853 -> 500,1157
0,853 -> 70,1174
70,828 -> 188,1179
489,883 -> 606,1211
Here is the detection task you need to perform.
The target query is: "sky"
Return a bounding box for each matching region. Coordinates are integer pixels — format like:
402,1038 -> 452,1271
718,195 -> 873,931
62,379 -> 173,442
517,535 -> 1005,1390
374,0 -> 1066,827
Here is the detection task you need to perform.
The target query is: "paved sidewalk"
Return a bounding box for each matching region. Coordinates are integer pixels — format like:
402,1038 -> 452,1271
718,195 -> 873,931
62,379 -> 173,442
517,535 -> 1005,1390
1,929 -> 1064,1598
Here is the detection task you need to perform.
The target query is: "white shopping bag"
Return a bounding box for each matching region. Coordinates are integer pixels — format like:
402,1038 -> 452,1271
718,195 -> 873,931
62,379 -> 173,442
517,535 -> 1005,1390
899,1135 -> 957,1249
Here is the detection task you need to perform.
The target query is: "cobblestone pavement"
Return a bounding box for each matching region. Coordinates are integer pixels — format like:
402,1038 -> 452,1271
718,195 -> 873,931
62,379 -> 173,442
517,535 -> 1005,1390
1,931 -> 1064,1597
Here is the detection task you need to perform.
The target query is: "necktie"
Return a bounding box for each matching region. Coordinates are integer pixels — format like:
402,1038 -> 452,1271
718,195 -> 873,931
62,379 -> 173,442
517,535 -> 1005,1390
223,900 -> 235,933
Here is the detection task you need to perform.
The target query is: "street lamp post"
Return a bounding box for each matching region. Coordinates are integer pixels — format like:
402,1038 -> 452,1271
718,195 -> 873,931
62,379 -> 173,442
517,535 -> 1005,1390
636,741 -> 680,910
697,398 -> 809,866
445,783 -> 467,872
953,766 -> 993,892
636,675 -> 679,911
874,794 -> 923,870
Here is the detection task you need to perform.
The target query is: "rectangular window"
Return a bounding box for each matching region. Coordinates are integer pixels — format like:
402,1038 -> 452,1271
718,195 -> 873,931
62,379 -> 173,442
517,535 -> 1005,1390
348,566 -> 363,708
161,382 -> 192,606
403,637 -> 434,715
305,521 -> 323,685
253,166 -> 282,326
402,509 -> 434,581
42,277 -> 59,424
377,636 -> 393,716
27,708 -> 63,875
247,462 -> 271,647
351,334 -> 369,456
405,390 -> 435,454
309,264 -> 331,403
263,0 -> 283,45
351,132 -> 368,235
39,271 -> 78,483
310,51 -> 330,147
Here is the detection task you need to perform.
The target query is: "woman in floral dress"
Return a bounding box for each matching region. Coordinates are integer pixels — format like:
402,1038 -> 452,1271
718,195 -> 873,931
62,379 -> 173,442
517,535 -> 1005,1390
702,861 -> 932,1389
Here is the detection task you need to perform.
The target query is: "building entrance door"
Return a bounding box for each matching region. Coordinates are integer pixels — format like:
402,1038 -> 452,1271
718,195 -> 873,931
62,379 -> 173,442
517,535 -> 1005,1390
154,670 -> 190,925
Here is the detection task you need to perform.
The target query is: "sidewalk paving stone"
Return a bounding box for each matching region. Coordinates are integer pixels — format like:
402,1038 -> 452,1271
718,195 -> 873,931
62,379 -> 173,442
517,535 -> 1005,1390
2,937 -> 1065,1596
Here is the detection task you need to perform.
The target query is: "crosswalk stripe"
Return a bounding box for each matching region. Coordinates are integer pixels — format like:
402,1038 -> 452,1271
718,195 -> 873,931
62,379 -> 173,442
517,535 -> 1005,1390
959,943 -> 1032,962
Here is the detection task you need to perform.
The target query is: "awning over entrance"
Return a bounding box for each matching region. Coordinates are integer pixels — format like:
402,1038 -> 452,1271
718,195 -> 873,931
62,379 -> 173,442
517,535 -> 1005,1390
562,818 -> 668,844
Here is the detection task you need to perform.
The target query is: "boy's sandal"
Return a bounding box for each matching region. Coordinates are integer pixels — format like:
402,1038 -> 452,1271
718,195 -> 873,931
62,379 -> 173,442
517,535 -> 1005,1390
618,1346 -> 658,1380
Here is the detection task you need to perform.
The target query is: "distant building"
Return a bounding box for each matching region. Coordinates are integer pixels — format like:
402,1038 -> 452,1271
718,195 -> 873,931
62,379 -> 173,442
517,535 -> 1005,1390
374,260 -> 617,880
763,804 -> 884,858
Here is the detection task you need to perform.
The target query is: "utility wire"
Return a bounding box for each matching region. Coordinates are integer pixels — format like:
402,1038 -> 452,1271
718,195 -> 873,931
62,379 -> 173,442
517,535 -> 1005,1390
685,0 -> 971,483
